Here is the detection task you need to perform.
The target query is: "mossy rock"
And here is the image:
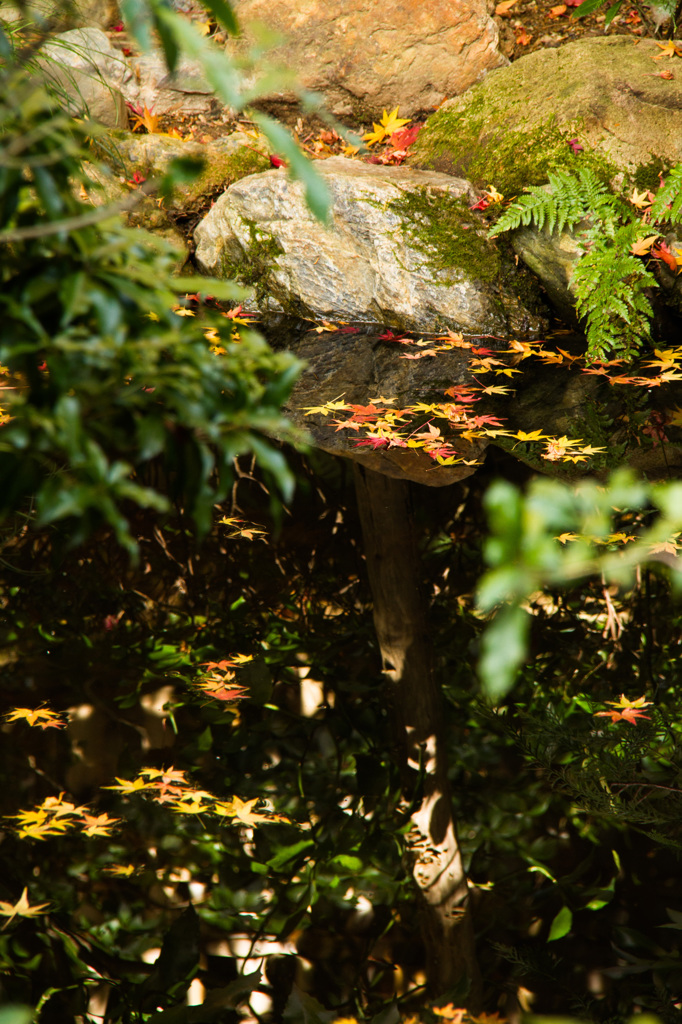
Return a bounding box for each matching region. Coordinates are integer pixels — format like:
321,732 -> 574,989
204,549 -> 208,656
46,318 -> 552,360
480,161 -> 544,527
92,130 -> 271,217
409,36 -> 682,197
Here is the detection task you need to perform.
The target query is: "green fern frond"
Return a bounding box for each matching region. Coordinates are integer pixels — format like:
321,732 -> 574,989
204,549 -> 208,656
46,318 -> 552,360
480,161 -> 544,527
650,163 -> 682,225
572,234 -> 656,362
489,167 -> 617,239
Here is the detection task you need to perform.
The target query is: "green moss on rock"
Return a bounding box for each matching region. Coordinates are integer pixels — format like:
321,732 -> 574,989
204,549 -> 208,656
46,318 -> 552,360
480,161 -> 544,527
389,187 -> 501,283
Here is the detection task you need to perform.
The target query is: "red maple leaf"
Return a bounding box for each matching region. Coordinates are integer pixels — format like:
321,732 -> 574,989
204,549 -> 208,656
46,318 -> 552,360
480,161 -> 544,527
353,437 -> 390,449
389,125 -> 422,150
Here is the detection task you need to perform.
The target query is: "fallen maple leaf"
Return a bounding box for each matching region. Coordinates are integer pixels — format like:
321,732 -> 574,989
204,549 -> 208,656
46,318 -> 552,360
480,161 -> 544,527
629,188 -> 654,209
495,0 -> 518,13
0,888 -> 51,929
129,104 -> 160,134
630,234 -> 660,255
515,28 -> 532,45
5,705 -> 65,729
652,40 -> 682,59
549,4 -> 567,15
651,241 -> 679,273
363,107 -> 410,147
650,68 -> 675,79
567,138 -> 583,154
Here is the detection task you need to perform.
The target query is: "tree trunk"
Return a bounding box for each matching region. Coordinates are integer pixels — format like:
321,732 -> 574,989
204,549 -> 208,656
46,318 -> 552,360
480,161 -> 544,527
353,465 -> 480,1006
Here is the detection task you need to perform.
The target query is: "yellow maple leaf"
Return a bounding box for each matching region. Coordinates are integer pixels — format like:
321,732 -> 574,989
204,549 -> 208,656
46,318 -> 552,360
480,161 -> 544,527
513,429 -> 549,441
301,398 -> 351,416
629,188 -> 653,209
5,705 -> 65,729
0,888 -> 51,929
477,383 -> 516,396
130,104 -> 161,133
556,532 -> 580,544
630,234 -> 660,256
214,795 -> 288,827
363,107 -> 410,147
652,40 -> 682,59
81,812 -> 121,838
103,776 -> 154,795
103,864 -> 137,877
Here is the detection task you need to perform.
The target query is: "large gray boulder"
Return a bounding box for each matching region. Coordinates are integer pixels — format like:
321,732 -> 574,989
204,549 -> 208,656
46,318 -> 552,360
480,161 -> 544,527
193,157 -> 547,336
228,0 -> 507,120
39,27 -> 129,128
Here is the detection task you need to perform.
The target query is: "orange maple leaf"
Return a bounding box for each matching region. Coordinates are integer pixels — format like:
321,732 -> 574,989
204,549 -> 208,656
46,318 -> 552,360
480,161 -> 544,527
130,104 -> 161,133
594,694 -> 653,725
0,888 -> 51,929
5,705 -> 65,729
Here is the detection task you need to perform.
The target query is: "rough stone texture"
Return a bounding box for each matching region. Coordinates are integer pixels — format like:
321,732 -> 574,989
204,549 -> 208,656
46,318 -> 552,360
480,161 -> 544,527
227,0 -> 507,119
284,327 -> 682,486
510,223 -> 585,325
93,131 -> 271,214
410,36 -> 682,188
284,329 -> 490,485
39,27 -> 129,128
121,50 -> 217,117
510,221 -> 682,327
193,157 -> 547,336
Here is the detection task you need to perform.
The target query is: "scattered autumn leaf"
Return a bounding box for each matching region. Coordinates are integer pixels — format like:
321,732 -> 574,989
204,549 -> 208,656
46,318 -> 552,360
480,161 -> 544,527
495,0 -> 518,13
549,4 -> 567,15
630,234 -> 660,256
129,104 -> 161,133
652,40 -> 682,59
515,29 -> 532,45
363,107 -> 410,147
595,694 -> 653,725
5,705 -> 65,729
0,888 -> 51,929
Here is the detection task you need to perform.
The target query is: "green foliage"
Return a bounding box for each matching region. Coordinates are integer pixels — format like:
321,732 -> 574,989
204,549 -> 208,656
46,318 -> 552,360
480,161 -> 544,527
476,469 -> 682,701
488,166 -> 681,361
570,224 -> 656,363
488,168 -> 618,238
649,162 -> 682,224
571,0 -> 679,29
0,0 -> 333,554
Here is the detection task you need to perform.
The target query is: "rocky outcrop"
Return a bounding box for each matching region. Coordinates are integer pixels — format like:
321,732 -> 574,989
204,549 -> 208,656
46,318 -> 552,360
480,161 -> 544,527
38,27 -> 128,128
121,51 -> 217,117
193,157 -> 547,336
283,326 -> 682,486
409,36 -> 682,192
91,131 -> 271,215
228,0 -> 507,120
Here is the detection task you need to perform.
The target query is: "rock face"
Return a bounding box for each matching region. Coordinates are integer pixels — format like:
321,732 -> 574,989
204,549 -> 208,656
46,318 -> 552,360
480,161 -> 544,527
409,36 -> 682,192
194,157 -> 547,336
92,131 -> 271,215
228,0 -> 507,119
121,51 -> 217,117
510,220 -> 682,328
39,27 -> 129,128
284,327 -> 682,487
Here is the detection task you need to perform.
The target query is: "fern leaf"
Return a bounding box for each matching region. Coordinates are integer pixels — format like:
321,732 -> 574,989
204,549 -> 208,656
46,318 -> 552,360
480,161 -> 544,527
650,164 -> 682,225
